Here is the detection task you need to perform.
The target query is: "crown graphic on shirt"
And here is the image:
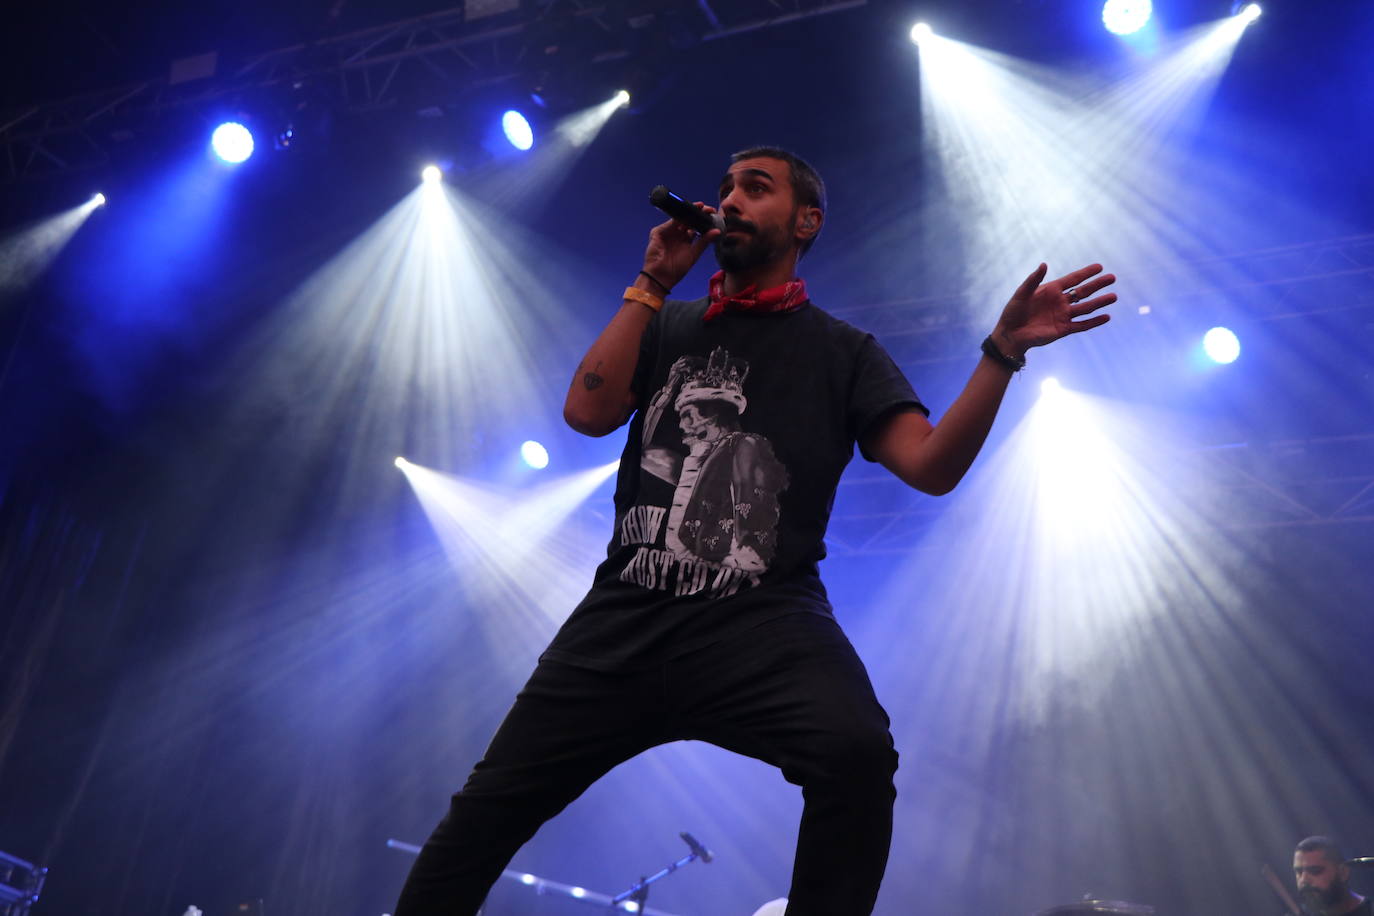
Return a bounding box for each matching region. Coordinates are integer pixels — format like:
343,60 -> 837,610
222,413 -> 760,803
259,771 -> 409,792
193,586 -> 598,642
674,346 -> 750,414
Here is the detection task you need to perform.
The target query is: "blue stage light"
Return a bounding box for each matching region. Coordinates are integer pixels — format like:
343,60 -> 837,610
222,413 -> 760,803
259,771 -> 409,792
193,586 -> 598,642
211,122 -> 255,163
1238,3 -> 1262,23
501,110 -> 534,150
1102,0 -> 1153,35
1203,327 -> 1240,364
520,440 -> 549,469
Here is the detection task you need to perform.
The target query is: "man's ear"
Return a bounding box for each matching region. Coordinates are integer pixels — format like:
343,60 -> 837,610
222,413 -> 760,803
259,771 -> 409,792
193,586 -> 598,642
797,206 -> 823,240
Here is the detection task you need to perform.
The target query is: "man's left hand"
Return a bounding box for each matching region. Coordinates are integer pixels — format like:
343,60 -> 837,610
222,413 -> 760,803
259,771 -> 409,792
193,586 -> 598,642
991,262 -> 1116,359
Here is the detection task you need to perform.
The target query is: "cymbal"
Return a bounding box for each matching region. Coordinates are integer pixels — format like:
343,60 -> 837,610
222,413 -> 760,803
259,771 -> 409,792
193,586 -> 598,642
1036,901 -> 1155,916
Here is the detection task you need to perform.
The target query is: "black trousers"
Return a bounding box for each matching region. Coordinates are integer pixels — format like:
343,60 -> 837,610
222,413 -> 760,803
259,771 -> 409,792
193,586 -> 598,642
394,611 -> 898,916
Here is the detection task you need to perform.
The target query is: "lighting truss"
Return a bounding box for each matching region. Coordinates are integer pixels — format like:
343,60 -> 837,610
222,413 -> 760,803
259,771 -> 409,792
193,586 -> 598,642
824,232 -> 1374,552
0,0 -> 866,183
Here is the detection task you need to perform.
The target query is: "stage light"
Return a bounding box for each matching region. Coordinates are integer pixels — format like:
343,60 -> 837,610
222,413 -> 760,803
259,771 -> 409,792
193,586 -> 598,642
1202,326 -> 1240,363
909,22 -> 934,44
210,121 -> 255,163
1041,377 -> 1062,395
421,164 -> 442,184
395,456 -> 409,469
623,903 -> 640,913
1102,0 -> 1153,35
520,440 -> 549,470
1238,3 -> 1262,23
92,192 -> 106,207
614,89 -> 631,107
570,887 -> 586,899
520,874 -> 536,886
501,110 -> 534,150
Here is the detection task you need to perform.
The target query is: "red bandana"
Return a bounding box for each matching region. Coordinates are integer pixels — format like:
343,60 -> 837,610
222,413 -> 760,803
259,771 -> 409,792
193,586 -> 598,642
703,270 -> 809,323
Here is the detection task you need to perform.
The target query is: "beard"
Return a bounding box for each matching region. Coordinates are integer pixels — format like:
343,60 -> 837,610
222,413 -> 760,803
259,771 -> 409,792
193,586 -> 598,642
713,213 -> 796,273
1300,880 -> 1347,912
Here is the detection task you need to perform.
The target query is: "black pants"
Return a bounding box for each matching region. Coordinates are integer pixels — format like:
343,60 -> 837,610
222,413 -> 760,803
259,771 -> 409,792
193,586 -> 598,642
394,612 -> 898,916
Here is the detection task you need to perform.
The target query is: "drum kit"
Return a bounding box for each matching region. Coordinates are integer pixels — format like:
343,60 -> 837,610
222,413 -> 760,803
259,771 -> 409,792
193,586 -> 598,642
386,834 -> 1374,916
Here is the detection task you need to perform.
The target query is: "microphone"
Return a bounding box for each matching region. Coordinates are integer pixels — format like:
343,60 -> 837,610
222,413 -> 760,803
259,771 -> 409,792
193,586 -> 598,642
650,186 -> 725,235
680,831 -> 714,864
1347,857 -> 1374,868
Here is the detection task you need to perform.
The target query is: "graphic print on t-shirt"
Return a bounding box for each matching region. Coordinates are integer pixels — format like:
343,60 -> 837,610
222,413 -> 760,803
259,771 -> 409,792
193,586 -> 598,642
617,346 -> 790,598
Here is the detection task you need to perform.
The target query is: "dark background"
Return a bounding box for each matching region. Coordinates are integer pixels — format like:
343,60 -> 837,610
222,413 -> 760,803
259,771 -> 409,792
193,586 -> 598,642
3,1 -> 1373,914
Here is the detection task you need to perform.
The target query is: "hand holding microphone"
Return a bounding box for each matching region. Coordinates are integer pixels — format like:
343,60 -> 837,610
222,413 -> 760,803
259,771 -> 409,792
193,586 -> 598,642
650,186 -> 726,235
641,185 -> 722,293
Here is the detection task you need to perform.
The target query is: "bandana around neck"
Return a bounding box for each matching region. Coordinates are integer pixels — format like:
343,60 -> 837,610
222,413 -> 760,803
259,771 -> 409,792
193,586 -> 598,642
703,270 -> 809,323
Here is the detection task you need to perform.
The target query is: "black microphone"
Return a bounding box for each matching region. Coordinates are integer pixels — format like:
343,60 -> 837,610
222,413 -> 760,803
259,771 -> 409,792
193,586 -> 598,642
650,186 -> 725,235
680,831 -> 714,864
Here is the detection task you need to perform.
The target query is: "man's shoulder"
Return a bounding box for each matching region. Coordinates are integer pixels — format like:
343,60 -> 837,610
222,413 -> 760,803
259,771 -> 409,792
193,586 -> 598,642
799,300 -> 876,341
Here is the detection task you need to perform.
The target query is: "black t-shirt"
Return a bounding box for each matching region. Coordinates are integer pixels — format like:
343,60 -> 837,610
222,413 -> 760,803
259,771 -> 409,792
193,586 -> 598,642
542,296 -> 927,670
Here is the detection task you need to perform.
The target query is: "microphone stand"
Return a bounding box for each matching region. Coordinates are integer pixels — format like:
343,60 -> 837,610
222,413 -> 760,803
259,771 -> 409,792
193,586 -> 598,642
610,833 -> 712,910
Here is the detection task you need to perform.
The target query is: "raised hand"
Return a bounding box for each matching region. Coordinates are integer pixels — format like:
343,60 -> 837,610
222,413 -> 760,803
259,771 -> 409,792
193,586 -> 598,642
993,262 -> 1116,358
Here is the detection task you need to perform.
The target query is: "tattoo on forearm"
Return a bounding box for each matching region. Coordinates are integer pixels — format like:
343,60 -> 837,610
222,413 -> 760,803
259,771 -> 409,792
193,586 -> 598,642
581,360 -> 605,391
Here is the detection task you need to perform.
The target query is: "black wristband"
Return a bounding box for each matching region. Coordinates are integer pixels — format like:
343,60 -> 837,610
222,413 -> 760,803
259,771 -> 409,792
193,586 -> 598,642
981,335 -> 1026,372
638,269 -> 671,295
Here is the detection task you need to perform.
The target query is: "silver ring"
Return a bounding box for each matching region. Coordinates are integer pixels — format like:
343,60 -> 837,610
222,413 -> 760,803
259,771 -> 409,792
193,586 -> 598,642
1066,288 -> 1081,303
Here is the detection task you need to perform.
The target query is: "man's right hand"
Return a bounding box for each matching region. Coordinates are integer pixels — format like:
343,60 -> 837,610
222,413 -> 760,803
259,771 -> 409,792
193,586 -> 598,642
642,203 -> 721,292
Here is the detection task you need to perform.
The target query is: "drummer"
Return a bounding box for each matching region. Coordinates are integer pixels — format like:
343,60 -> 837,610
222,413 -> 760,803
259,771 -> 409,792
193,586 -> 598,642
1294,836 -> 1371,916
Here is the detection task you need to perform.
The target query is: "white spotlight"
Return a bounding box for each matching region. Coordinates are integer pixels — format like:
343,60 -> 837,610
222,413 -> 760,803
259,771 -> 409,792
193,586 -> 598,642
909,22 -> 934,44
1202,327 -> 1240,364
520,440 -> 550,470
421,164 -> 442,184
92,192 -> 107,207
614,89 -> 631,107
1102,0 -> 1153,35
211,121 -> 255,164
519,874 -> 536,886
1041,377 -> 1062,395
501,110 -> 535,151
570,887 -> 586,899
1238,3 -> 1262,23
395,456 -> 409,469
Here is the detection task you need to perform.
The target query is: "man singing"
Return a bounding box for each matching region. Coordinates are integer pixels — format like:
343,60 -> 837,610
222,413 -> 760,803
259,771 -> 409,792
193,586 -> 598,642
395,147 -> 1115,915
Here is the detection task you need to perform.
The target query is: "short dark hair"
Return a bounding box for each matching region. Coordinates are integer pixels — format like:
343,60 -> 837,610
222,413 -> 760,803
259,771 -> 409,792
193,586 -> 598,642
1296,836 -> 1346,865
730,146 -> 827,257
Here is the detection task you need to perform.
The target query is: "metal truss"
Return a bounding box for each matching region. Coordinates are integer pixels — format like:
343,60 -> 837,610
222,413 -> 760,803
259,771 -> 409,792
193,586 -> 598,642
0,0 -> 865,183
825,232 -> 1374,554
826,431 -> 1374,559
826,232 -> 1374,369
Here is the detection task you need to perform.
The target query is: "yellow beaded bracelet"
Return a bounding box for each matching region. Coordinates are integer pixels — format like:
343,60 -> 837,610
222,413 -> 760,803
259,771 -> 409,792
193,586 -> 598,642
623,286 -> 664,311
